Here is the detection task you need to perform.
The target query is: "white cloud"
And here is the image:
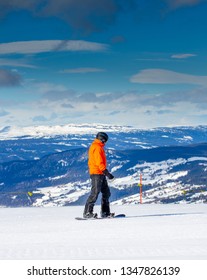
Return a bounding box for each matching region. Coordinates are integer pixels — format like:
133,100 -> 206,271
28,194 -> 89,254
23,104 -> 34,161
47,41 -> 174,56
171,53 -> 197,59
2,86 -> 207,128
130,68 -> 207,86
0,40 -> 108,55
60,68 -> 106,74
0,58 -> 36,68
0,108 -> 9,117
165,0 -> 206,10
34,82 -> 67,94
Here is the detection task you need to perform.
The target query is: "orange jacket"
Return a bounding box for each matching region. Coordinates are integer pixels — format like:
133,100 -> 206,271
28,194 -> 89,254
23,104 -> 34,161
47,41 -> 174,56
88,139 -> 107,175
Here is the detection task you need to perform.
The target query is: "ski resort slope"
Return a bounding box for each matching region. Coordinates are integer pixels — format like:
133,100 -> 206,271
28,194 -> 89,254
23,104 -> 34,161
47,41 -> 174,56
0,204 -> 207,260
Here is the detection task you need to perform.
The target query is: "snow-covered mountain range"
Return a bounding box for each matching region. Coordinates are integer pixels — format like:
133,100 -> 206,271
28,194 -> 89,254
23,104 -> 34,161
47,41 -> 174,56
0,123 -> 134,140
0,123 -> 207,207
1,123 -> 207,163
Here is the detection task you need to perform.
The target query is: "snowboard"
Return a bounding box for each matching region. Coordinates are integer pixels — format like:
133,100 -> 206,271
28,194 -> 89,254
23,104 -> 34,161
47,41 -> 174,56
75,214 -> 125,220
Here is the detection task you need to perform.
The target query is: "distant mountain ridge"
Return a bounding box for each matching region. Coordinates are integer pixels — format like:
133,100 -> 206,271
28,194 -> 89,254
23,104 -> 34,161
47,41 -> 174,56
1,123 -> 207,164
0,123 -> 135,140
0,139 -> 206,207
0,123 -> 207,207
0,123 -> 207,140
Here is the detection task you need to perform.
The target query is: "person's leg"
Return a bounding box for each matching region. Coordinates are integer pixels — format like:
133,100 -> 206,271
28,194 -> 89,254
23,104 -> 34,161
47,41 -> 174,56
100,176 -> 111,217
83,175 -> 103,217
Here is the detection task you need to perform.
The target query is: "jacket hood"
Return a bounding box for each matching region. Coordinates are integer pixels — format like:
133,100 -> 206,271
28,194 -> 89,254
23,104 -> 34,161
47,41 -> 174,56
93,138 -> 105,147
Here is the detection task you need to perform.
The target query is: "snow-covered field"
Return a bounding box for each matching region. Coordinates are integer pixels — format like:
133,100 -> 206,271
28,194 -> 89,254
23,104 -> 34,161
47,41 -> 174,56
0,204 -> 206,260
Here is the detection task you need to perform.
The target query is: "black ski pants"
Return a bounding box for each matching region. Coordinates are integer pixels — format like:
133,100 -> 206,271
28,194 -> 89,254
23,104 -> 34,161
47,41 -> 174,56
84,174 -> 111,215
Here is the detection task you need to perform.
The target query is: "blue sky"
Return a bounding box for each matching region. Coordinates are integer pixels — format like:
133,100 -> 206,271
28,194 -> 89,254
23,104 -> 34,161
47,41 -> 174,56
0,0 -> 207,128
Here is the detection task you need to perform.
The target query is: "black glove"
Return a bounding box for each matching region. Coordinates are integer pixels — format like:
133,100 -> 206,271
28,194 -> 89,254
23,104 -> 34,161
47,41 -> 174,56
103,169 -> 114,180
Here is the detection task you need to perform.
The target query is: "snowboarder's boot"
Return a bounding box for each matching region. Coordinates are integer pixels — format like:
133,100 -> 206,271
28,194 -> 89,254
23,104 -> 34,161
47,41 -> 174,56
101,212 -> 115,218
83,212 -> 98,219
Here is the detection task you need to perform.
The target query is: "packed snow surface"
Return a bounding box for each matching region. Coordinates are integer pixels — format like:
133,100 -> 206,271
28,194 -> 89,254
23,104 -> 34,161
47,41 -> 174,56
0,204 -> 206,260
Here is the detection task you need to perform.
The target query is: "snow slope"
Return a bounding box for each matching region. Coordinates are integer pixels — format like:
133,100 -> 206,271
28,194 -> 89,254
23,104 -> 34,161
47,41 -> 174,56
0,204 -> 206,260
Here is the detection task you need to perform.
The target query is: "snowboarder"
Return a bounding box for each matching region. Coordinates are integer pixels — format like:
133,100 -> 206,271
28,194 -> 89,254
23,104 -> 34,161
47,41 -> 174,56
83,132 -> 114,219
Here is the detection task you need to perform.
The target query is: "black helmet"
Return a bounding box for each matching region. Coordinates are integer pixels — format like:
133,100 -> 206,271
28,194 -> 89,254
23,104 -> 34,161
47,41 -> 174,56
96,132 -> 108,143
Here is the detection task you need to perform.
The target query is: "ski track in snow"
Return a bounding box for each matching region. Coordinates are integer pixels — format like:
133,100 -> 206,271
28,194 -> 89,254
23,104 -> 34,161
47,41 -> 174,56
0,204 -> 207,260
